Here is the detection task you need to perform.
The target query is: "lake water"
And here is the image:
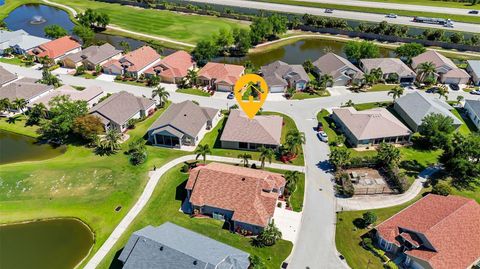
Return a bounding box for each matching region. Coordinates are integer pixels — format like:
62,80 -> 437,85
0,218 -> 94,269
0,131 -> 65,164
0,0 -> 4,6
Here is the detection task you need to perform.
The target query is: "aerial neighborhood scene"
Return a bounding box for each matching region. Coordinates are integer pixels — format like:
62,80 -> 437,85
1,0 -> 480,268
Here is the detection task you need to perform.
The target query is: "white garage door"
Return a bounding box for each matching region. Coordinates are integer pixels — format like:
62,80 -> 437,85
269,86 -> 285,93
444,77 -> 460,84
217,83 -> 232,92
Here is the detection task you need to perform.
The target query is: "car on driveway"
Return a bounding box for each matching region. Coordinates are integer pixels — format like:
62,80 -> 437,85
317,131 -> 328,142
317,121 -> 323,132
426,87 -> 439,94
449,84 -> 460,91
325,9 -> 333,13
470,90 -> 480,95
386,13 -> 397,18
227,92 -> 234,99
469,10 -> 479,14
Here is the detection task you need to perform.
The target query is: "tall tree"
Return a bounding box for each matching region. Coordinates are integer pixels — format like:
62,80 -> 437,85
44,24 -> 68,39
344,41 -> 379,63
318,74 -> 333,89
419,113 -> 455,148
12,98 -> 27,113
329,147 -> 351,170
73,25 -> 95,46
195,144 -> 211,163
388,86 -> 404,102
119,41 -> 131,53
285,130 -> 305,155
192,38 -> 219,66
376,143 -> 401,167
39,69 -> 61,87
254,220 -> 282,246
258,146 -> 275,168
417,62 -> 437,84
437,84 -> 449,100
151,85 -> 170,107
0,98 -> 11,112
102,129 -> 122,152
394,43 -> 425,63
27,103 -> 48,125
238,153 -> 252,167
72,114 -> 104,142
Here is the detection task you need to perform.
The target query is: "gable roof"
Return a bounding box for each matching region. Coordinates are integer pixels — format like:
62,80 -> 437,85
220,109 -> 283,145
28,85 -> 103,109
313,53 -> 363,79
64,43 -> 121,65
118,222 -> 250,269
198,62 -> 244,85
120,45 -> 161,72
411,50 -> 456,70
0,30 -> 50,51
186,162 -> 285,227
146,50 -> 194,79
376,194 -> 480,269
0,65 -> 17,86
0,77 -> 53,101
394,92 -> 462,127
332,107 -> 411,140
261,60 -> 310,87
468,60 -> 480,77
148,100 -> 219,138
360,58 -> 416,77
30,36 -> 81,59
89,91 -> 155,125
465,99 -> 480,118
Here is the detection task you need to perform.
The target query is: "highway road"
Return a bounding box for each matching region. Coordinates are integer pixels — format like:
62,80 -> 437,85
188,0 -> 480,33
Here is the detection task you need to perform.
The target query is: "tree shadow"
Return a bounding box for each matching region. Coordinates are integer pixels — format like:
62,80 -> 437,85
175,180 -> 187,201
107,248 -> 124,269
353,218 -> 367,229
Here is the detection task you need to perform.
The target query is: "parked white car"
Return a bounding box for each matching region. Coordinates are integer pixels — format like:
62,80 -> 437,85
317,131 -> 329,142
386,13 -> 397,18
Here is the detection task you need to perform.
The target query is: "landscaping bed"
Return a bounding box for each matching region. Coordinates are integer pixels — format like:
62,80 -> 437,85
176,88 -> 211,97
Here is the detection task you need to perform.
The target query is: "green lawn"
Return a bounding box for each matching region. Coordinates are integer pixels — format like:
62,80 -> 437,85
0,107 -> 189,268
353,101 -> 392,111
336,194 -> 425,269
176,88 -> 211,97
253,0 -> 480,24
357,0 -> 477,9
199,111 -> 305,166
0,0 -> 41,20
97,163 -> 293,269
48,0 -> 248,44
291,90 -> 330,100
114,79 -> 147,87
289,172 -> 305,211
368,84 -> 398,92
451,107 -> 478,135
0,56 -> 28,67
0,116 -> 39,137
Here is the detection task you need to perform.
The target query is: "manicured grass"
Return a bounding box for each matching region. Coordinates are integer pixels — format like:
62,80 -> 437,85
96,164 -> 293,269
253,0 -> 480,24
0,56 -> 28,67
114,79 -> 147,87
368,84 -> 398,92
358,0 -> 477,9
80,73 -> 98,79
0,0 -> 41,20
198,111 -> 305,166
48,0 -> 248,44
176,88 -> 211,97
289,172 -> 305,212
353,101 -> 392,111
0,116 -> 39,137
335,194 -> 425,269
291,90 -> 330,100
451,107 -> 478,135
0,107 -> 188,268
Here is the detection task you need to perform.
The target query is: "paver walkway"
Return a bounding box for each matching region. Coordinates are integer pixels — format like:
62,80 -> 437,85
336,166 -> 440,211
83,155 -> 303,269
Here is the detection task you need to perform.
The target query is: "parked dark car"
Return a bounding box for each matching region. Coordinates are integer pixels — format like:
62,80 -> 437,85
227,92 -> 234,99
469,10 -> 479,14
325,9 -> 333,13
317,121 -> 324,131
450,84 -> 460,91
426,87 -> 439,93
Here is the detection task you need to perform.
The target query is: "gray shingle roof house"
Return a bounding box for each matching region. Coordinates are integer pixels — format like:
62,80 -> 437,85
411,51 -> 470,85
147,100 -> 220,148
0,65 -> 18,87
220,110 -> 283,150
62,43 -> 122,70
332,107 -> 412,148
260,61 -> 310,93
393,91 -> 462,132
360,58 -> 416,84
28,85 -> 104,109
0,77 -> 53,102
0,30 -> 50,55
118,222 -> 250,269
312,53 -> 364,86
464,99 -> 480,130
89,91 -> 155,133
467,60 -> 480,86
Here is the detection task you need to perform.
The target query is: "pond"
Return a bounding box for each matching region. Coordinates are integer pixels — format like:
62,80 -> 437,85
0,131 -> 65,164
0,218 -> 94,269
220,38 -> 395,67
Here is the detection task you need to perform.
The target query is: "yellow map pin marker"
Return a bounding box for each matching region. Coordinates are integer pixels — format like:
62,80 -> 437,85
234,74 -> 269,119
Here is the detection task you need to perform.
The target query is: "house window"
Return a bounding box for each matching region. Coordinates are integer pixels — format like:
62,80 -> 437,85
212,212 -> 225,220
239,142 -> 248,149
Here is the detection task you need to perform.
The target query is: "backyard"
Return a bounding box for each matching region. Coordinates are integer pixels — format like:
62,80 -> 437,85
96,163 -> 293,269
198,111 -> 305,166
0,106 -> 188,268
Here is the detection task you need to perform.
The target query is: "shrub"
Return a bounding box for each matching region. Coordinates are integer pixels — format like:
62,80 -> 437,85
431,181 -> 451,196
362,211 -> 377,226
337,173 -> 354,197
181,163 -> 190,173
361,237 -> 373,250
384,261 -> 399,269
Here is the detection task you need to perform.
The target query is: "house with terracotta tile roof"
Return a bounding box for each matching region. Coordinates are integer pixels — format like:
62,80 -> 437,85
375,194 -> 480,269
198,62 -> 244,92
332,107 -> 411,148
144,50 -> 195,84
220,109 -> 283,150
89,91 -> 156,133
119,45 -> 161,78
185,162 -> 286,234
28,36 -> 81,62
411,51 -> 470,85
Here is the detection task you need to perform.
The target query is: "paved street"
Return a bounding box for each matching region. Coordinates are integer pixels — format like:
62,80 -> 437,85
2,62 -> 477,269
188,0 -> 480,33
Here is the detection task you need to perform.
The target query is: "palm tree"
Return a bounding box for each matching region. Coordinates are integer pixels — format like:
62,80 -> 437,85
186,69 -> 198,88
28,103 -> 48,124
343,99 -> 355,107
6,115 -> 21,124
195,144 -> 211,164
151,85 -> 170,107
456,95 -> 464,105
12,98 -> 27,113
371,67 -> 383,83
284,170 -> 299,194
256,220 -> 282,246
0,98 -> 11,112
238,153 -> 252,167
102,129 -> 122,152
258,146 -> 275,169
437,84 -> 449,100
318,74 -> 333,89
417,62 -> 437,84
388,86 -> 404,102
2,47 -> 13,57
285,130 -> 306,155
363,72 -> 376,87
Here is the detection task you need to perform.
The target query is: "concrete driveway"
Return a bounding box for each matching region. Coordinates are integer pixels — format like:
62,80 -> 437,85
96,74 -> 116,82
273,207 -> 302,243
52,67 -> 72,75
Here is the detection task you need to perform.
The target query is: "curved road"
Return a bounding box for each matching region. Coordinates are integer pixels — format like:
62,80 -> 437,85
2,62 -> 475,268
188,0 -> 480,33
